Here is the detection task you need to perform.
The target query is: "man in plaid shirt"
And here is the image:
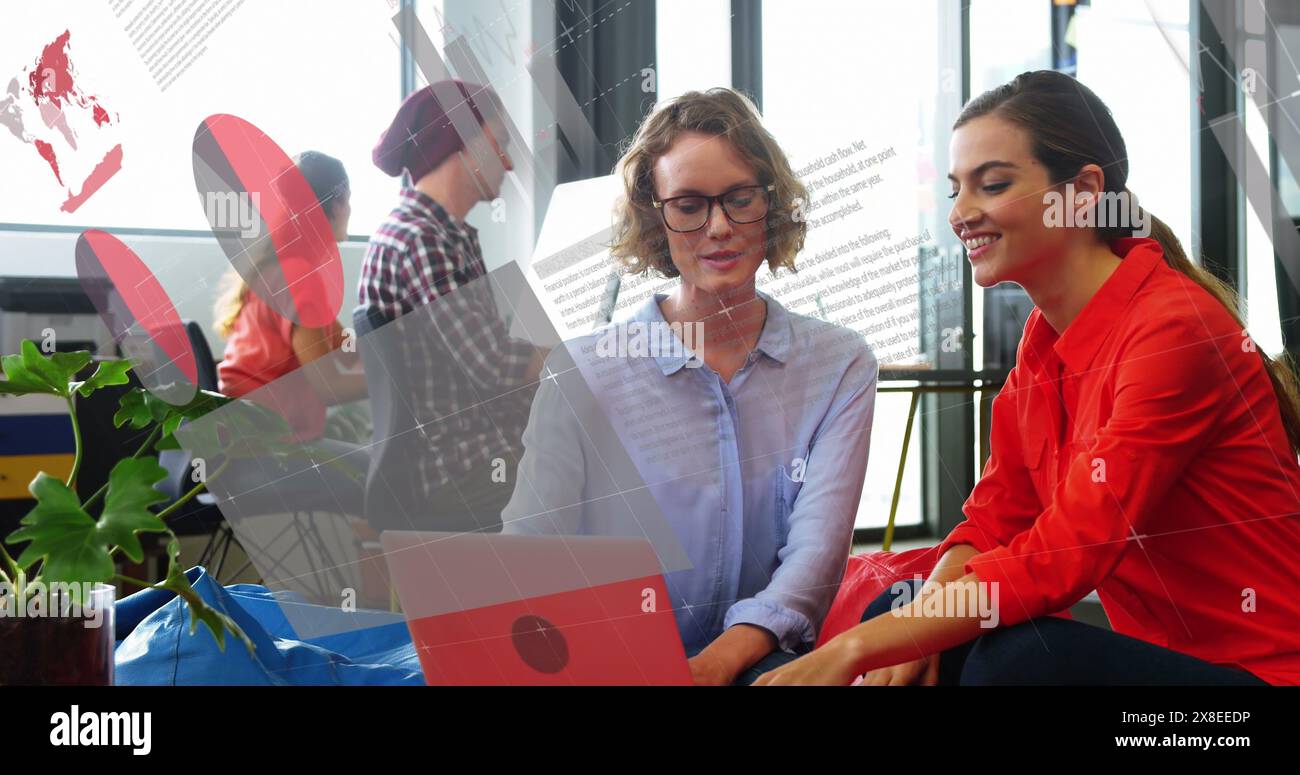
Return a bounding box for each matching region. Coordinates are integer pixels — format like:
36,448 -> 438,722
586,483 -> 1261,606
360,80 -> 542,530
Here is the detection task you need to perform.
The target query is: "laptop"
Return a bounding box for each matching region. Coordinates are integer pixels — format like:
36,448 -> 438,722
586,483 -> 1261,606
381,530 -> 692,686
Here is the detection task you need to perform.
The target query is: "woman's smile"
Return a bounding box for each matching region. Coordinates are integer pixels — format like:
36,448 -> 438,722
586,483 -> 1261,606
961,231 -> 1002,261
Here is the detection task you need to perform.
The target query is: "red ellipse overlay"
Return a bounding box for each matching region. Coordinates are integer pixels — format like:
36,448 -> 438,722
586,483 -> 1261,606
193,114 -> 343,328
75,229 -> 198,400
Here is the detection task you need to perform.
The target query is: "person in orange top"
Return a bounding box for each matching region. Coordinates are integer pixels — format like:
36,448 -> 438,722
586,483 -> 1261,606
215,150 -> 367,442
756,70 -> 1300,685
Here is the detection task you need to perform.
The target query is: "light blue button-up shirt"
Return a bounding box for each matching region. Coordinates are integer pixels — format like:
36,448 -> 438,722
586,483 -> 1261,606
501,291 -> 878,652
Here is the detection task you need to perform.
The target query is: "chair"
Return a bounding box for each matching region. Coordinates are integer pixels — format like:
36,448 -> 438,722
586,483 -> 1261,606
186,320 -> 220,395
353,298 -> 528,535
81,320 -> 224,579
195,316 -> 371,599
352,303 -> 416,532
73,366 -> 160,579
144,321 -> 242,578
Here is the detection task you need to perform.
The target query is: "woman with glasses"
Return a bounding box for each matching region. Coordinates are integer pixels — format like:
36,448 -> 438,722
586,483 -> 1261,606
501,88 -> 879,685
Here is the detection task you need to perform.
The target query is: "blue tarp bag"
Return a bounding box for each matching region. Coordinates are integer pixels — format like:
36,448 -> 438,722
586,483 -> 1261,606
113,567 -> 424,685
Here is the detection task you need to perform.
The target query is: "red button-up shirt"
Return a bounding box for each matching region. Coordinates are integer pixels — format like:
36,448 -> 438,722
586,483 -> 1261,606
938,237 -> 1300,684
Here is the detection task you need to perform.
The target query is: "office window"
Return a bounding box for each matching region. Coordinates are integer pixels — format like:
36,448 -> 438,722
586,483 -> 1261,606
761,0 -> 961,531
969,0 -> 1052,96
1239,6 -> 1297,356
1279,21 -> 1300,218
1281,22 -> 1300,218
1275,15 -> 1300,350
1075,0 -> 1193,260
655,0 -> 731,102
968,0 -> 1052,382
416,0 -> 449,54
1245,90 -> 1286,353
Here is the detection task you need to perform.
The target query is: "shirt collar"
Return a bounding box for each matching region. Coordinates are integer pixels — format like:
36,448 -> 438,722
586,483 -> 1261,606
754,290 -> 791,364
632,289 -> 790,376
1022,237 -> 1165,373
398,187 -> 477,240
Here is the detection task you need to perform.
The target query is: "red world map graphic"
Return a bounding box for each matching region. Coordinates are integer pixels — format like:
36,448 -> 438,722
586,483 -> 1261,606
0,30 -> 122,213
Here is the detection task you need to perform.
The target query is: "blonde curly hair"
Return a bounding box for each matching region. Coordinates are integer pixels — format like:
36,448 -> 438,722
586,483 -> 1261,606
609,88 -> 808,278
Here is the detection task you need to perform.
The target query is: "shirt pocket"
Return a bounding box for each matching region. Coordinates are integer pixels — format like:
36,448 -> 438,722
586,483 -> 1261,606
1059,431 -> 1105,486
775,458 -> 806,547
1019,429 -> 1051,498
1020,428 -> 1048,469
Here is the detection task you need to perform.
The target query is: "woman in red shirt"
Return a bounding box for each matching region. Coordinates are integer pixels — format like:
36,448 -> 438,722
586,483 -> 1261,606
756,70 -> 1300,685
215,150 -> 367,442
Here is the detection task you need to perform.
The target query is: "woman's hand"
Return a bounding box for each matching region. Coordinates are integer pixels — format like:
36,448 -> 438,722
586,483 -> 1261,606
751,638 -> 862,686
687,651 -> 734,686
859,654 -> 940,686
688,624 -> 777,685
754,555 -> 990,686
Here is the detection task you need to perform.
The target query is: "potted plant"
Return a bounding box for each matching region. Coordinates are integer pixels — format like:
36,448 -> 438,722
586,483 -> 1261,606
0,340 -> 256,685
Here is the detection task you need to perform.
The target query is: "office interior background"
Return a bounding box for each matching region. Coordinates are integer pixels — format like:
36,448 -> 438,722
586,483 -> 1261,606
1,0 -> 1298,574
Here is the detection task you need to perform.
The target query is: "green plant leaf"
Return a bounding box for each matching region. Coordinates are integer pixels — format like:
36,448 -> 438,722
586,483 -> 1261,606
115,388 -> 235,452
0,377 -> 45,395
7,473 -> 113,583
71,358 -> 132,397
97,458 -> 169,563
113,388 -> 172,430
0,341 -> 90,396
153,538 -> 255,654
154,433 -> 181,451
161,412 -> 184,438
162,391 -> 235,450
50,350 -> 93,379
24,341 -> 83,392
169,395 -> 292,460
7,458 -> 170,582
176,389 -> 234,419
115,386 -> 294,462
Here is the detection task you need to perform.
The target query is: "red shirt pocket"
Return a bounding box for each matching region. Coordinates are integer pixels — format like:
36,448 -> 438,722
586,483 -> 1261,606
1019,428 -> 1051,502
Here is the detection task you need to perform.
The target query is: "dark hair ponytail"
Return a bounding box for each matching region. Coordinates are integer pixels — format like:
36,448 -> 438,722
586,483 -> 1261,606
957,70 -> 1300,455
293,150 -> 349,219
215,150 -> 350,337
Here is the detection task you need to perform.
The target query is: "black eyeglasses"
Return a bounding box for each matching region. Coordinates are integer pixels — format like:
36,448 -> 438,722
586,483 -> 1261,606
651,184 -> 775,233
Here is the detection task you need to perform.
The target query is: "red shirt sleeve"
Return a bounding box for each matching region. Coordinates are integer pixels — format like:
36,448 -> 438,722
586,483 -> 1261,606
936,359 -> 1047,559
964,315 -> 1230,627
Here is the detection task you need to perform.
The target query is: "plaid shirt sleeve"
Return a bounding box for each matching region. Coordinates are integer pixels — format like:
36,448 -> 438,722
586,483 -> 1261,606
384,224 -> 534,392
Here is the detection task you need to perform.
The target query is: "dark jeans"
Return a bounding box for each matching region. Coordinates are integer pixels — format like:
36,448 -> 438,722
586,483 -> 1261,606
860,579 -> 1268,685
